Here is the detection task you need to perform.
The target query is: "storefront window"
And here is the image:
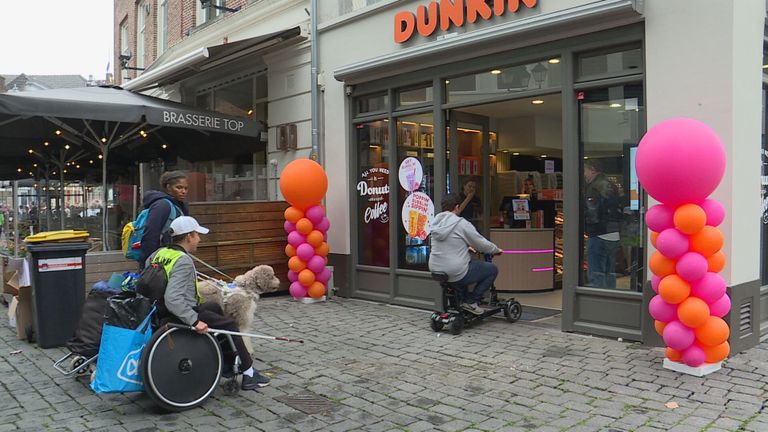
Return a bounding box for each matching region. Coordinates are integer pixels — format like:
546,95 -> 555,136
398,86 -> 433,108
579,84 -> 645,291
761,54 -> 768,284
396,114 -> 435,270
577,46 -> 642,81
356,93 -> 388,115
446,58 -> 562,104
356,120 -> 390,267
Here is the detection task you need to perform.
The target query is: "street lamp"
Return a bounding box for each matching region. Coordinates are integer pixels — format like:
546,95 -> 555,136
531,62 -> 548,88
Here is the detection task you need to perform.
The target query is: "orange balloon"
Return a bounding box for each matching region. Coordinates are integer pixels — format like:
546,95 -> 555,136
296,218 -> 314,235
279,159 -> 328,209
677,297 -> 710,328
666,347 -> 682,362
306,230 -> 324,248
708,251 -> 726,273
654,320 -> 667,336
674,203 -> 706,235
650,231 -> 659,248
650,252 -> 677,278
284,206 -> 304,223
288,256 -> 307,273
285,244 -> 296,257
315,242 -> 329,257
690,226 -> 724,257
703,341 -> 729,363
695,316 -> 730,347
298,269 -> 316,287
658,274 -> 691,304
308,281 -> 325,298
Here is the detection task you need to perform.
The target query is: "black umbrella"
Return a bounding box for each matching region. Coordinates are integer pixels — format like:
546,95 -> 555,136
0,86 -> 263,249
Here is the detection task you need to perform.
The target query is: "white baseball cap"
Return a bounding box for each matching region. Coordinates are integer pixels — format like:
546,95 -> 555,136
170,216 -> 209,235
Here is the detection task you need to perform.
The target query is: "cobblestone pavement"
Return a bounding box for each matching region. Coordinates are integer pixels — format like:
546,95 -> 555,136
2,296 -> 768,432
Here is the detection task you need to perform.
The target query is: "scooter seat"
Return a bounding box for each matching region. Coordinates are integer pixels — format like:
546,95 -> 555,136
430,272 -> 450,283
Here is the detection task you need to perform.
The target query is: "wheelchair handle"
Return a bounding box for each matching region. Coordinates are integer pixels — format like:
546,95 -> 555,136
167,323 -> 304,343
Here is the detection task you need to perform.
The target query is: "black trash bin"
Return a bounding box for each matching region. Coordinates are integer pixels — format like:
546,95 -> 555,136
26,241 -> 90,348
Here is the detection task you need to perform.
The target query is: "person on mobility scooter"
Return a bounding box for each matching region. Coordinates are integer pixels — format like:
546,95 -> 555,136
145,216 -> 270,390
429,194 -> 521,334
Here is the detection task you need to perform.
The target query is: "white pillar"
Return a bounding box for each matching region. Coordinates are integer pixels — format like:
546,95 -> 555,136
644,0 -> 766,286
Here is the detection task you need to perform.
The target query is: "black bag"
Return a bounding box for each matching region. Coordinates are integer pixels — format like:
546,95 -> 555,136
135,262 -> 169,319
66,290 -> 115,358
104,294 -> 153,330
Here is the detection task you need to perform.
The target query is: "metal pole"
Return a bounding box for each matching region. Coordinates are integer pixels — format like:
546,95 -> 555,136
12,181 -> 18,258
102,149 -> 108,251
309,0 -> 320,163
60,169 -> 65,230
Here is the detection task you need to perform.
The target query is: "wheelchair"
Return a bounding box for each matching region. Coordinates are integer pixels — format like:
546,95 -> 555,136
429,254 -> 522,335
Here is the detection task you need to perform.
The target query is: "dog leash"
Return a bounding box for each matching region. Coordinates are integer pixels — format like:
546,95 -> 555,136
189,253 -> 234,281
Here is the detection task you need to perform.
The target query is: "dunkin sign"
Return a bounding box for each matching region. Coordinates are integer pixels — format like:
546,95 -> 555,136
394,0 -> 539,43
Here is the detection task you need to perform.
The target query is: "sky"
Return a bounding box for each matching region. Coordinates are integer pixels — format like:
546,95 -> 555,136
0,0 -> 114,80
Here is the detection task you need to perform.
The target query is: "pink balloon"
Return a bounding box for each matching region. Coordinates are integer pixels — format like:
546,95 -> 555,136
316,217 -> 330,233
284,220 -> 296,234
289,281 -> 307,298
316,268 -> 331,283
709,294 -> 731,318
636,118 -> 726,206
649,295 -> 678,322
287,231 -> 306,248
676,252 -> 708,282
656,228 -> 690,259
690,273 -> 727,304
305,205 -> 325,225
651,275 -> 661,294
308,255 -> 326,274
287,270 -> 298,283
645,204 -> 675,232
700,199 -> 725,227
296,243 -> 315,261
682,344 -> 706,367
663,320 -> 696,351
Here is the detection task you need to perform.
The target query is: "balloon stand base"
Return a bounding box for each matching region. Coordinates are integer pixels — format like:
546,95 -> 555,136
663,358 -> 722,377
296,296 -> 326,304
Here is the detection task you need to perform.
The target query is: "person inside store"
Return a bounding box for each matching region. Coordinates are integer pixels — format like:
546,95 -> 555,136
522,175 -> 537,198
139,171 -> 190,267
458,178 -> 482,229
147,215 -> 271,390
584,159 -> 621,288
429,194 -> 503,315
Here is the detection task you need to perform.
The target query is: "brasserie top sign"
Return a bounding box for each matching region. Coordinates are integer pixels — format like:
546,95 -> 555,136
394,0 -> 539,44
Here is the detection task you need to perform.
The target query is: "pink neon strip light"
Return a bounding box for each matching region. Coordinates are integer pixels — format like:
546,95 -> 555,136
502,249 -> 554,254
531,267 -> 554,272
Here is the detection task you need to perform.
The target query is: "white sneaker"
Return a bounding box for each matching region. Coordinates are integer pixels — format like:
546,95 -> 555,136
461,302 -> 484,315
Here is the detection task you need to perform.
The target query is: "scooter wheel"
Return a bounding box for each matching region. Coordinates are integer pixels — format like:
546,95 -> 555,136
449,315 -> 464,335
430,315 -> 444,332
505,300 -> 522,323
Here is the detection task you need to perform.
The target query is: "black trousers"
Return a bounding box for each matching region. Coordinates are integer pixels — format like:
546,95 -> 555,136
194,302 -> 253,371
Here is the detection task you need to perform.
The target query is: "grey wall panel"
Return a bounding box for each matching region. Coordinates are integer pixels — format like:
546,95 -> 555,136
393,274 -> 442,310
328,253 -> 352,297
572,289 -> 643,341
760,286 -> 768,341
354,269 -> 391,302
727,280 -> 760,353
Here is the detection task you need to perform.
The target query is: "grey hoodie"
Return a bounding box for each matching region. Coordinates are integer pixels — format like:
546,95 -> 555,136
428,211 -> 502,282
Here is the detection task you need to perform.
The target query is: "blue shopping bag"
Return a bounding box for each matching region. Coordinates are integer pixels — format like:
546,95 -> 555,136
90,307 -> 155,393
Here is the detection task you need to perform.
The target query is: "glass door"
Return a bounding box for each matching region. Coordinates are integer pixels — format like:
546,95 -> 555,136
447,111 -> 491,235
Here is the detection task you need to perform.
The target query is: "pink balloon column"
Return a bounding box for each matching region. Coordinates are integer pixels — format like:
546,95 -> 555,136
280,159 -> 331,300
637,118 -> 730,368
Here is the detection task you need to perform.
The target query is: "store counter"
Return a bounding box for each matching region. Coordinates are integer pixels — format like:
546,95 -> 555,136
490,228 -> 554,292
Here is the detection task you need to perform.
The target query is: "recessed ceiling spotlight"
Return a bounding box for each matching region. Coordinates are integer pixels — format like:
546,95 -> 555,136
548,58 -> 560,64
531,99 -> 544,105
491,69 -> 502,75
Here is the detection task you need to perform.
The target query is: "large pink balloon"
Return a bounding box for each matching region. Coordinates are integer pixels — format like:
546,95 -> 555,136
651,275 -> 661,294
316,217 -> 331,233
287,231 -> 306,248
287,270 -> 298,283
636,118 -> 726,206
284,220 -> 296,234
649,295 -> 678,322
316,268 -> 331,283
296,243 -> 315,261
663,320 -> 696,351
305,205 -> 326,225
700,199 -> 726,227
656,228 -> 690,260
682,344 -> 706,367
645,204 -> 675,233
709,294 -> 731,318
690,273 -> 727,304
676,252 -> 708,282
289,281 -> 307,298
307,255 -> 326,274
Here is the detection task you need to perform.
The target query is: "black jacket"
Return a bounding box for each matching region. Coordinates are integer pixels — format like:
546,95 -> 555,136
584,173 -> 621,237
138,190 -> 189,264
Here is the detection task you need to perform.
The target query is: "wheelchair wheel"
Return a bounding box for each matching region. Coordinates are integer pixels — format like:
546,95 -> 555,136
141,327 -> 222,412
505,300 -> 522,323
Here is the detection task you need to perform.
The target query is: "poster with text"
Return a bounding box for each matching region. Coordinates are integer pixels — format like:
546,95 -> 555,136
398,157 -> 423,192
401,192 -> 435,240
